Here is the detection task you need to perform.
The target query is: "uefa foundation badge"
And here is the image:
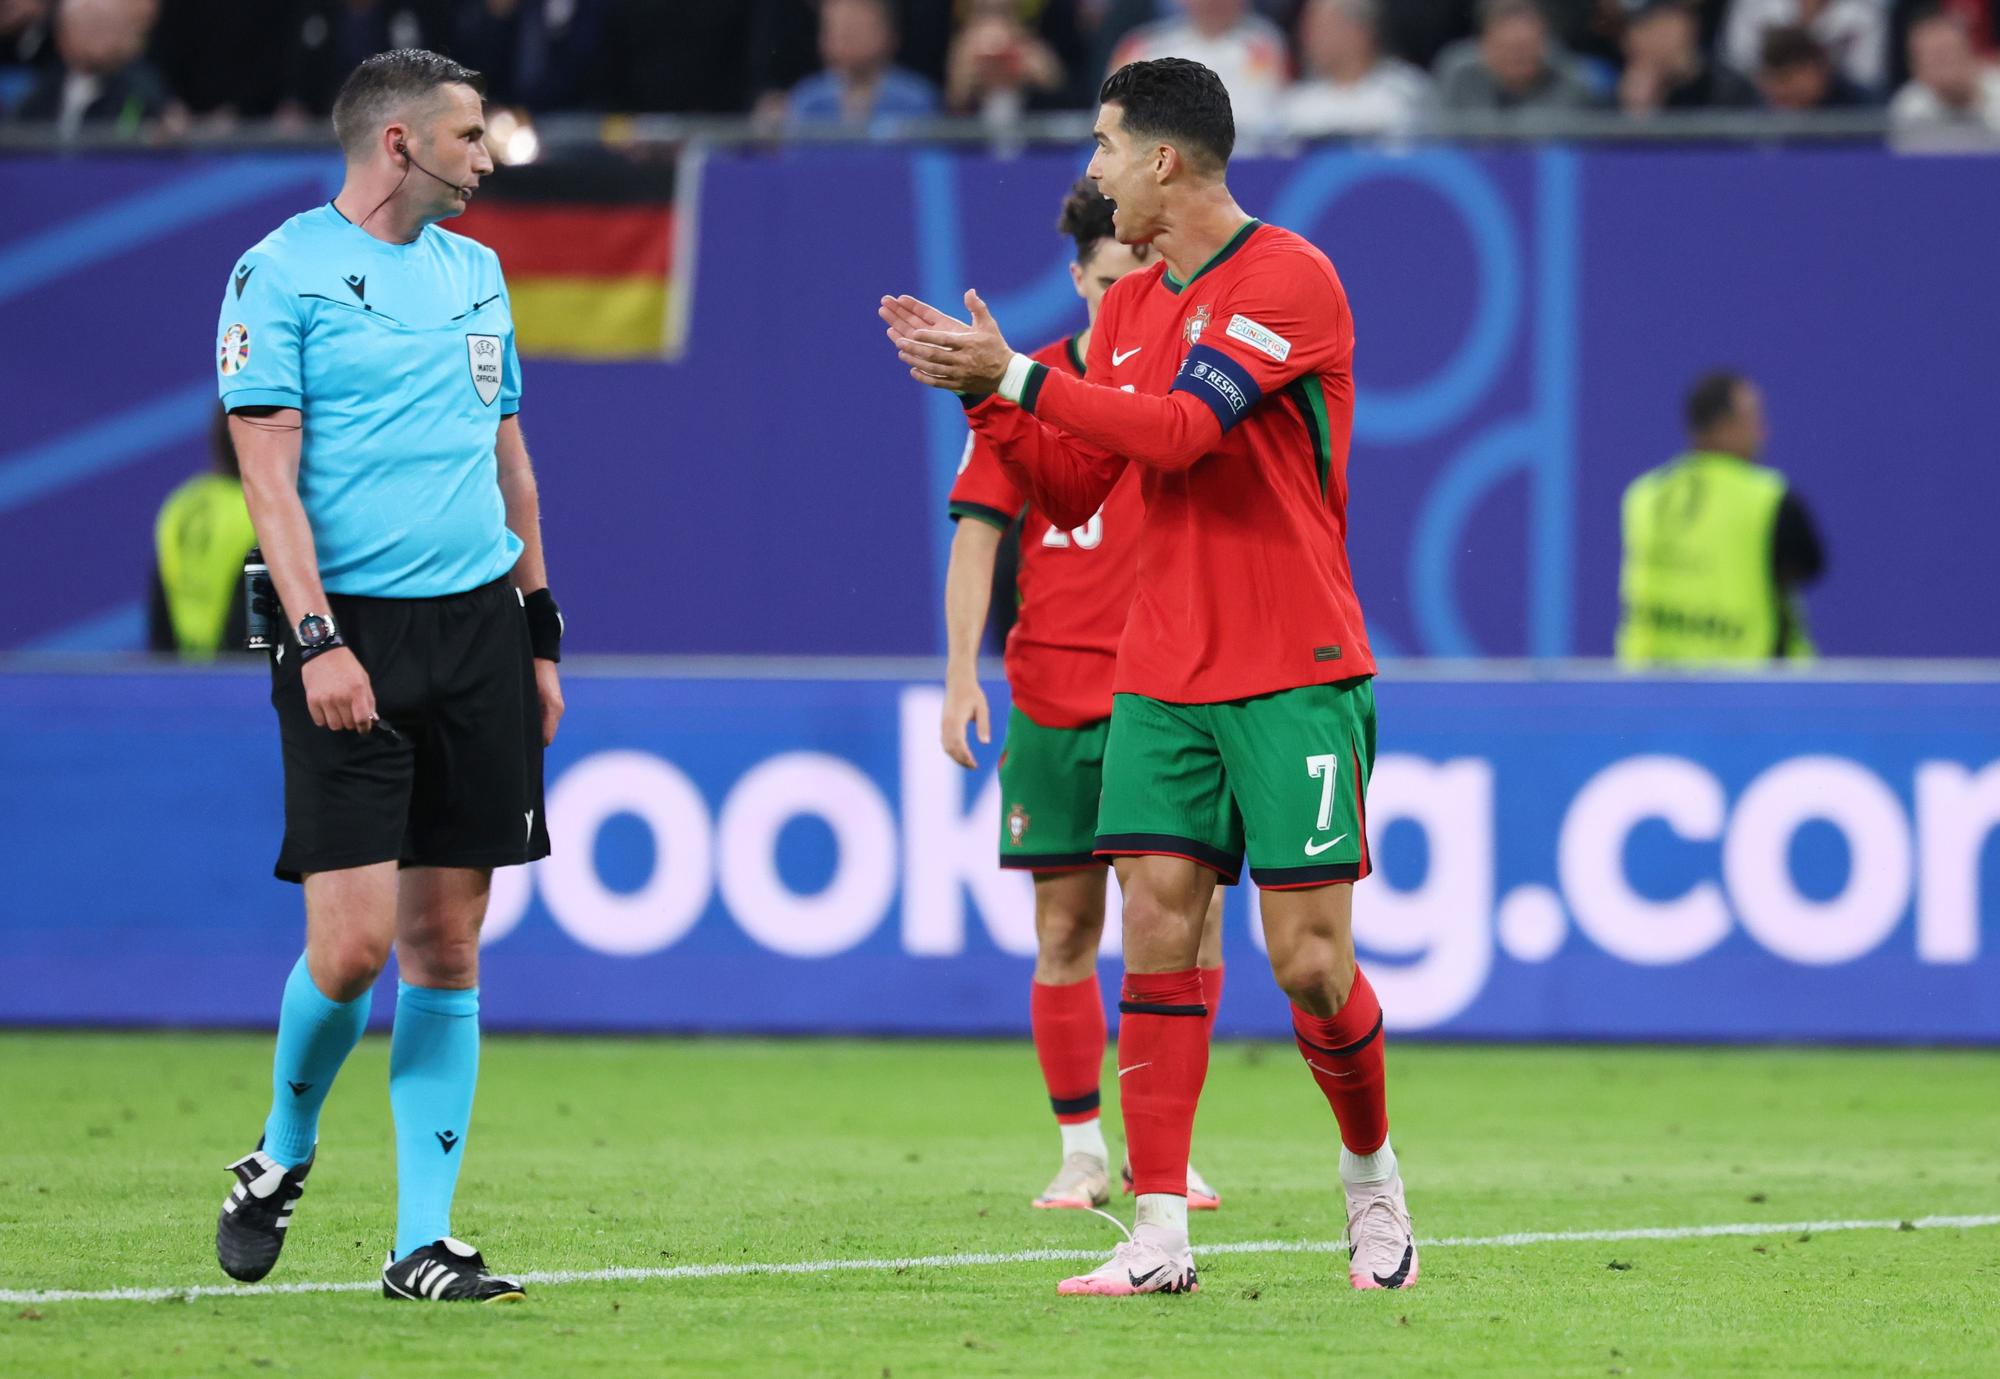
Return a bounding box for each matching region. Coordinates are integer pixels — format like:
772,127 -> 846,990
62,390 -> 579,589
219,324 -> 251,376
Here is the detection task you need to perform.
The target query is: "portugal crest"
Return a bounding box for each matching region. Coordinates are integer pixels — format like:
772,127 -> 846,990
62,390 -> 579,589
1007,804 -> 1031,847
1183,304 -> 1211,347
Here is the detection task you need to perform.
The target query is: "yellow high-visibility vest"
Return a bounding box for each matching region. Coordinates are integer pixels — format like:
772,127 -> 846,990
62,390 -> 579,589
1618,451 -> 1814,666
155,474 -> 256,659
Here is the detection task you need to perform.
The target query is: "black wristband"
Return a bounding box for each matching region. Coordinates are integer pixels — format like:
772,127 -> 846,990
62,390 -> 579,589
523,587 -> 563,662
296,635 -> 346,666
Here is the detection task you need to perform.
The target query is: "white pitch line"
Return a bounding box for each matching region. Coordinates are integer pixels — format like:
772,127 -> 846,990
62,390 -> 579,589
5,1213 -> 1996,1307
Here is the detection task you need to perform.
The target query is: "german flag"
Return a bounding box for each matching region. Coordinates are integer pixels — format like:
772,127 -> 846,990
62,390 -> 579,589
453,156 -> 690,361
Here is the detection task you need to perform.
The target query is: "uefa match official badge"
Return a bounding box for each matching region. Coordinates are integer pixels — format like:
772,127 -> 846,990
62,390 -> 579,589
218,324 -> 251,376
1183,305 -> 1211,346
1008,804 -> 1031,847
466,334 -> 502,406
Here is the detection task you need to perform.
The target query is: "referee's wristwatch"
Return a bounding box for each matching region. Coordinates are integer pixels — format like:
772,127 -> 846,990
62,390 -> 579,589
295,612 -> 346,665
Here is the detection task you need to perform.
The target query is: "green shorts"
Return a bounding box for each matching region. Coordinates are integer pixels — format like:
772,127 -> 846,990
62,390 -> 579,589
1094,679 -> 1376,889
996,705 -> 1110,872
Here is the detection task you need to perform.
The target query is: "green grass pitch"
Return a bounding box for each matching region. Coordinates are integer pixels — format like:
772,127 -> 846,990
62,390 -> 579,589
2,1033 -> 1997,1377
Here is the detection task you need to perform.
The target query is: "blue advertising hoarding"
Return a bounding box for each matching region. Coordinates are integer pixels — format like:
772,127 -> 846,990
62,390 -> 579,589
2,146 -> 1997,658
2,666 -> 1994,1043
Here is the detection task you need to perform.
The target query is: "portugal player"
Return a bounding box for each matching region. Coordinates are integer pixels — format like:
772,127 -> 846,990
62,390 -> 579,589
884,57 -> 1417,1295
941,180 -> 1224,1215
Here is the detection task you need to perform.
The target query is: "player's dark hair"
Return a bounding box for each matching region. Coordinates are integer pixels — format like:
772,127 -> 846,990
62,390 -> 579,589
332,49 -> 485,158
1759,24 -> 1827,71
1099,57 -> 1234,174
1056,178 -> 1118,264
1685,371 -> 1748,437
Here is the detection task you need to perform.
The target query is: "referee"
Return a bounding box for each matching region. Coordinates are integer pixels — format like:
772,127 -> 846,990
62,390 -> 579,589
212,50 -> 562,1304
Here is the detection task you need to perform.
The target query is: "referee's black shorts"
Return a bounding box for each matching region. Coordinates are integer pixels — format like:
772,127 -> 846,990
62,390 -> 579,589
270,576 -> 551,883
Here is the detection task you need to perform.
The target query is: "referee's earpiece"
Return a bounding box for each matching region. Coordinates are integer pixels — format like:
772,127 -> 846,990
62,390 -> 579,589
387,136 -> 469,197
359,137 -> 422,229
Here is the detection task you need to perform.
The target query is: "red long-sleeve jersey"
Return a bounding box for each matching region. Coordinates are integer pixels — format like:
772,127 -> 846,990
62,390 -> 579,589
966,219 -> 1373,705
947,335 -> 1143,728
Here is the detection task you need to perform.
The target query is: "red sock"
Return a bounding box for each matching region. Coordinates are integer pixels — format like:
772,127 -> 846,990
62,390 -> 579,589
1199,963 -> 1224,1042
1292,966 -> 1389,1154
1030,976 -> 1107,1124
1118,969 -> 1211,1198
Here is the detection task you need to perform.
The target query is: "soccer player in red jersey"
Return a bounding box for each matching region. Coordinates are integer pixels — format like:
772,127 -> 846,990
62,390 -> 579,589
941,180 -> 1225,1215
883,57 -> 1417,1296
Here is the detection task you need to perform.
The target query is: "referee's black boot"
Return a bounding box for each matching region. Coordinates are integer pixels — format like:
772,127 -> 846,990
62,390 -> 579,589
216,1140 -> 314,1282
382,1237 -> 527,1303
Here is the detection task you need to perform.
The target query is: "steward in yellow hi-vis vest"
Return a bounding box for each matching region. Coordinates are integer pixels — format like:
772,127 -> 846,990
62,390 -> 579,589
1618,373 -> 1825,667
147,411 -> 256,658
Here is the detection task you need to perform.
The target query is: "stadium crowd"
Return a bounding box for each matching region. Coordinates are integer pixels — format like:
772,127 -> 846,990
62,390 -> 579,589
3,0 -> 1997,140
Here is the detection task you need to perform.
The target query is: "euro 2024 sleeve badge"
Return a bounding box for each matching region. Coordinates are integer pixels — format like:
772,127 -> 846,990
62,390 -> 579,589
218,324 -> 251,376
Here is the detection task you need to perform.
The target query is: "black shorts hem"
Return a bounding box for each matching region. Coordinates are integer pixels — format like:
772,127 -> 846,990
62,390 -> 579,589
273,845 -> 405,885
999,851 -> 1103,872
401,844 -> 552,873
274,844 -> 551,885
1094,833 -> 1242,886
1250,860 -> 1367,890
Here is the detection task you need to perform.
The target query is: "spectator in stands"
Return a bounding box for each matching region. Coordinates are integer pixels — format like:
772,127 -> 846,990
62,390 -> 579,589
1436,0 -> 1598,112
147,409 -> 255,661
1618,0 -> 1759,113
1087,0 -> 1284,75
1540,0 -> 1631,67
787,0 -> 940,128
0,0 -> 56,114
450,0 -> 602,113
277,1 -> 453,119
1108,0 -> 1291,138
755,0 -> 1043,119
1889,5 -> 2000,140
1755,23 -> 1871,107
1722,0 -> 1887,93
1281,0 -> 1436,135
10,0 -> 168,135
1888,0 -> 1996,88
1618,371 -> 1826,666
945,0 -> 1073,120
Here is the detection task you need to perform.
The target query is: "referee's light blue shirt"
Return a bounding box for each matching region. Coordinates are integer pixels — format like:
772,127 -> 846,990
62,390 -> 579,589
216,203 -> 524,599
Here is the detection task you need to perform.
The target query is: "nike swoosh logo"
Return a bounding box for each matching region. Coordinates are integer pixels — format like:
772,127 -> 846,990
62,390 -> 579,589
1127,1265 -> 1166,1289
1305,1059 -> 1357,1079
1372,1241 -> 1415,1289
1304,833 -> 1349,857
1116,1062 -> 1152,1078
1112,347 -> 1142,366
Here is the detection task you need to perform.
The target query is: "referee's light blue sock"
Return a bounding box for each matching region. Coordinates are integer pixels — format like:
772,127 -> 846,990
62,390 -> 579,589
389,981 -> 481,1259
262,954 -> 372,1169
